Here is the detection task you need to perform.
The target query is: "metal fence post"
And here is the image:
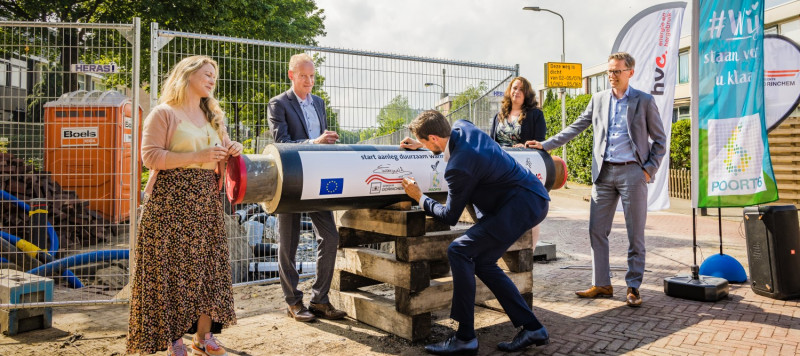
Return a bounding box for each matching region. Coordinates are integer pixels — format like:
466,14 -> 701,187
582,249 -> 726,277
130,17 -> 141,280
149,22 -> 159,109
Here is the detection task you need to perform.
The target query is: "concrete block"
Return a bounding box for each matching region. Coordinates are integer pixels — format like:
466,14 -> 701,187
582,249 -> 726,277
533,242 -> 557,261
0,270 -> 53,335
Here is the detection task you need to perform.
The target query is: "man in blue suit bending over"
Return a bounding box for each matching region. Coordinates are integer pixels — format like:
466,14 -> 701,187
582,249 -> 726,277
400,110 -> 551,354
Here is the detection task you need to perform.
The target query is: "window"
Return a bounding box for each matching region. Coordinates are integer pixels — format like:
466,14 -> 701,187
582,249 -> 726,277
594,75 -> 605,93
0,62 -> 6,86
588,76 -> 594,94
676,105 -> 690,122
780,19 -> 800,45
765,26 -> 778,35
9,59 -> 26,89
78,75 -> 86,90
678,51 -> 689,84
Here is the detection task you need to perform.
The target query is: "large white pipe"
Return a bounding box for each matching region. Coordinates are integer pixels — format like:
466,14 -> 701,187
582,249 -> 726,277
226,144 -> 567,214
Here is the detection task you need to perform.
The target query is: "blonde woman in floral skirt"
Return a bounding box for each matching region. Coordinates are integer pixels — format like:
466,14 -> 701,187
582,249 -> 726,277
127,55 -> 241,356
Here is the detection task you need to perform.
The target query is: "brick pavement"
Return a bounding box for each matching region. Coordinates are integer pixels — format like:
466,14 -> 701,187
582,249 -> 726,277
523,184 -> 800,355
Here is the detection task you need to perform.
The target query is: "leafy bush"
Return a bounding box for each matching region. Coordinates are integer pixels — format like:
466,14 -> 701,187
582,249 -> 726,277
141,168 -> 150,191
542,94 -> 593,184
670,119 -> 691,170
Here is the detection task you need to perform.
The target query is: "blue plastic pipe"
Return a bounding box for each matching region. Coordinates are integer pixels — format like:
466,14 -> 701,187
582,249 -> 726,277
0,190 -> 59,253
0,230 -> 83,288
28,250 -> 129,278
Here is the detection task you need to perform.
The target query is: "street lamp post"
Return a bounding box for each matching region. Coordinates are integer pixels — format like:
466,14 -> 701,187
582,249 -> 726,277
424,82 -> 446,99
523,6 -> 568,170
424,69 -> 447,99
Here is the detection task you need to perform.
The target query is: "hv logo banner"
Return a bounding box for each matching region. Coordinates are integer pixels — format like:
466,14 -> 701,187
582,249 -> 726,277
696,0 -> 778,207
612,1 -> 687,211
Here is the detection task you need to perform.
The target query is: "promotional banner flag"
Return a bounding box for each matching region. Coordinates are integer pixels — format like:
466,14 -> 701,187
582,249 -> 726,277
693,0 -> 778,207
612,2 -> 687,211
764,34 -> 800,131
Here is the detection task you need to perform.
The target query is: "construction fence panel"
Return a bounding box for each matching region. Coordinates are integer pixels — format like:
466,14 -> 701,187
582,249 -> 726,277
0,20 -> 141,309
151,25 -> 517,286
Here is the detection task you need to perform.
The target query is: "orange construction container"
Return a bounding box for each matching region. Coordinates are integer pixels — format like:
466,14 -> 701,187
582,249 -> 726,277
44,90 -> 142,223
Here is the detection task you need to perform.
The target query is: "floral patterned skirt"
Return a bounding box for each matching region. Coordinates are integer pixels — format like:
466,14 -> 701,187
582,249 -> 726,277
127,168 -> 236,354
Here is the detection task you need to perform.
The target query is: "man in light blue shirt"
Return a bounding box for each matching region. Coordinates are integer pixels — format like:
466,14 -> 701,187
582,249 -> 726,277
605,85 -> 637,164
529,52 -> 666,307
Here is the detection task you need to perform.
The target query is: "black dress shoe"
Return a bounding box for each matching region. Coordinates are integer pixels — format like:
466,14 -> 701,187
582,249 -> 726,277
497,326 -> 549,352
424,334 -> 478,355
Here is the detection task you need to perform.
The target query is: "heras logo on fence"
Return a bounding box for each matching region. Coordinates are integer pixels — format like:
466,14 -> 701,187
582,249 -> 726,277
70,63 -> 118,73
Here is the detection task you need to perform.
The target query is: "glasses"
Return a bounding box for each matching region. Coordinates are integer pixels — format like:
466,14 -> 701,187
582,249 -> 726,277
607,68 -> 631,76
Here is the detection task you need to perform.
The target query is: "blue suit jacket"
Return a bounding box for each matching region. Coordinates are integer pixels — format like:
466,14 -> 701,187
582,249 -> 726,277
268,89 -> 327,143
422,120 -> 550,243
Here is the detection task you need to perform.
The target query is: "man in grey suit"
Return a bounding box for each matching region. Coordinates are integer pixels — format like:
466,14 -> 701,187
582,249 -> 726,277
267,53 -> 346,322
529,52 -> 666,307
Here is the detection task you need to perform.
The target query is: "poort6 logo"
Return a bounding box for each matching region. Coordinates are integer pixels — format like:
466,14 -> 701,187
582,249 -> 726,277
707,114 -> 767,197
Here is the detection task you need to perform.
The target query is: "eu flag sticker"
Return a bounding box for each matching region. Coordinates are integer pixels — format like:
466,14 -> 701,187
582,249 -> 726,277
319,178 -> 344,195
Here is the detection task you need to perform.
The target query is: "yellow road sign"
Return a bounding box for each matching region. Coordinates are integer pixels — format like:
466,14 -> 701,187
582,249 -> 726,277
545,62 -> 583,88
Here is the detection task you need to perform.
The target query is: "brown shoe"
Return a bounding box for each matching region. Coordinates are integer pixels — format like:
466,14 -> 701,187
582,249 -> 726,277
575,285 -> 613,298
626,287 -> 643,307
309,302 -> 347,320
287,301 -> 316,322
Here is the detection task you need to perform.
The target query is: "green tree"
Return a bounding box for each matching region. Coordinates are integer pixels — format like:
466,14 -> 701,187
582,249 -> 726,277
359,127 -> 379,142
670,119 -> 691,170
25,62 -> 62,123
543,89 -> 558,107
542,93 -> 593,184
337,129 -> 362,144
1,0 -> 327,125
450,81 -> 488,113
376,95 -> 417,136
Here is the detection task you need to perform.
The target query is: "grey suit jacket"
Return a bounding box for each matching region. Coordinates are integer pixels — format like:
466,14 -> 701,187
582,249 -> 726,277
268,89 -> 327,143
541,87 -> 667,183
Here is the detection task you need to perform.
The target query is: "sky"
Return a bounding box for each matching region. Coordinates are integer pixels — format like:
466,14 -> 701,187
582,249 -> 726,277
314,0 -> 790,87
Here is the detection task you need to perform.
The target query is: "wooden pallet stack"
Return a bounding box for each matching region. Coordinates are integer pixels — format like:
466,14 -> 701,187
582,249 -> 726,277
0,152 -> 112,248
330,206 -> 534,341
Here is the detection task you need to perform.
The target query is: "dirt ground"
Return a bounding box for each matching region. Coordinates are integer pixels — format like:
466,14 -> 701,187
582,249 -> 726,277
0,271 -> 560,356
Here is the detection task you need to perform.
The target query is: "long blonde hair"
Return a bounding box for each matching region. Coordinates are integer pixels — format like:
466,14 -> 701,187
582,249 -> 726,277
499,77 -> 538,125
159,55 -> 226,140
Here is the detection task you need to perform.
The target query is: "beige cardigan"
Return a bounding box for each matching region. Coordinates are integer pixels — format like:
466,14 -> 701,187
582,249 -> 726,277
141,104 -> 231,195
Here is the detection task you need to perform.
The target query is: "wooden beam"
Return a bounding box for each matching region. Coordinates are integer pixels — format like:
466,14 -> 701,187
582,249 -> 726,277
498,249 -> 534,273
479,292 -> 534,311
337,209 -> 426,237
395,229 -> 467,262
395,271 -> 533,315
330,289 -> 431,341
429,260 -> 450,278
394,228 -> 532,262
331,269 -> 382,291
336,247 -> 430,291
507,230 -> 533,252
338,227 -> 396,248
425,216 -> 451,232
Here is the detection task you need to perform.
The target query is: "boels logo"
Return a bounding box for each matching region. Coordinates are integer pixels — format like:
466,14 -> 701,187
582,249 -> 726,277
61,127 -> 99,147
